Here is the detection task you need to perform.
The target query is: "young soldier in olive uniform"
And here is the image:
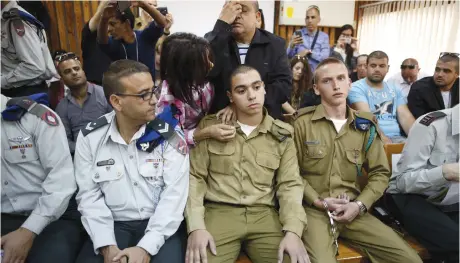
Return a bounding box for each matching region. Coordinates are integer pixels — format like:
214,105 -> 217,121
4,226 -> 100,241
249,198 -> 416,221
186,65 -> 309,263
293,58 -> 422,263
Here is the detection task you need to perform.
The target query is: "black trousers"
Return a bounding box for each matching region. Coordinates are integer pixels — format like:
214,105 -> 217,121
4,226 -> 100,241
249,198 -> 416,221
1,82 -> 48,97
76,220 -> 187,263
390,194 -> 459,263
1,213 -> 86,263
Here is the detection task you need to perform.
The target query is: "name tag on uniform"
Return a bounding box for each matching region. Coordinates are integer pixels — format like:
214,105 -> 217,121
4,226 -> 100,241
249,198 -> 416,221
97,158 -> 115,166
304,140 -> 320,145
146,158 -> 162,168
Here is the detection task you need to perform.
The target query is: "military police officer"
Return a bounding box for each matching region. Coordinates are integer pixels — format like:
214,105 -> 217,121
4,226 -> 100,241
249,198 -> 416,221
293,57 -> 422,263
388,104 -> 459,263
185,65 -> 309,263
1,0 -> 56,97
1,93 -> 82,263
74,60 -> 189,263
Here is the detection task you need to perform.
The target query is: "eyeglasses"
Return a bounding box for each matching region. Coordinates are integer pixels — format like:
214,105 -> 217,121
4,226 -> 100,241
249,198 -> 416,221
55,52 -> 78,63
116,87 -> 157,101
439,52 -> 460,59
400,65 -> 416,70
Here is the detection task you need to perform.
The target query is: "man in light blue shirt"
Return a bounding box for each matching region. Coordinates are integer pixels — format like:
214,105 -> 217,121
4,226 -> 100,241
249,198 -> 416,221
286,5 -> 330,72
348,51 -> 415,143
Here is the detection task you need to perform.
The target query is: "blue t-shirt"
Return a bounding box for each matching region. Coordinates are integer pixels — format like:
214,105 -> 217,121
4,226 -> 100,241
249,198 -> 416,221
99,22 -> 163,78
348,78 -> 407,138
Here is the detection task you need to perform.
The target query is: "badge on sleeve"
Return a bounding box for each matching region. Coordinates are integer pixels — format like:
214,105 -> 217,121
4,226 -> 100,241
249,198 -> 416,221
419,111 -> 447,126
41,111 -> 58,126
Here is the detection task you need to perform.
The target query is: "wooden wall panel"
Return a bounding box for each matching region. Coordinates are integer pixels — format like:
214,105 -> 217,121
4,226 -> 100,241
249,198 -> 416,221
44,0 -> 378,60
44,1 -> 100,60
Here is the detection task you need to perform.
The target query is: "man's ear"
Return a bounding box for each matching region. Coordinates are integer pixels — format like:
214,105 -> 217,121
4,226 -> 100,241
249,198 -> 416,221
227,90 -> 233,103
109,94 -> 122,112
313,84 -> 320,96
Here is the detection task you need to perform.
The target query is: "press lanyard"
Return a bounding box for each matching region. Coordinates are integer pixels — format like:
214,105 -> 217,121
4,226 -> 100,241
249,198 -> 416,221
122,33 -> 139,62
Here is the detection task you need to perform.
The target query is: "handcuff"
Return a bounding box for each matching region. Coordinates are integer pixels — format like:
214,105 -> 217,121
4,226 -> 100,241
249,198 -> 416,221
321,200 -> 339,255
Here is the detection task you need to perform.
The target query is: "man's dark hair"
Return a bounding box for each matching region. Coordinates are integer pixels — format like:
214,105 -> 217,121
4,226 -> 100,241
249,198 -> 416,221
114,8 -> 135,30
357,54 -> 368,61
439,54 -> 459,73
102,60 -> 150,103
160,32 -> 213,108
367,50 -> 389,64
313,57 -> 346,84
229,65 -> 261,90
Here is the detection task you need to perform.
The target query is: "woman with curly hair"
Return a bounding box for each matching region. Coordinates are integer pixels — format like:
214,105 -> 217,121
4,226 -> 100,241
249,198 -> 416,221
290,55 -> 320,110
157,32 -> 236,147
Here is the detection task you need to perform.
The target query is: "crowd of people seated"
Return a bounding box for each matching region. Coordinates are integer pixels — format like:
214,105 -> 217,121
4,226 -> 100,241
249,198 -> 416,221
1,0 -> 459,263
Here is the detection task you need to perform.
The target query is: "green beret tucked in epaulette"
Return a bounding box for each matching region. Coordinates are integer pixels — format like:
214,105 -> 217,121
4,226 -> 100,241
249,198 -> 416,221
296,106 -> 317,118
270,119 -> 294,141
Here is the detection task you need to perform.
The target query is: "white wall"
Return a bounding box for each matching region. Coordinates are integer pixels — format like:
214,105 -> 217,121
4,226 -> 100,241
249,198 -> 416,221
157,0 -> 275,37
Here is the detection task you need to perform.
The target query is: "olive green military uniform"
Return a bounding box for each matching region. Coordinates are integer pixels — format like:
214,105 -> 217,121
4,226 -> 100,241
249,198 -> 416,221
186,111 -> 307,263
294,105 -> 422,263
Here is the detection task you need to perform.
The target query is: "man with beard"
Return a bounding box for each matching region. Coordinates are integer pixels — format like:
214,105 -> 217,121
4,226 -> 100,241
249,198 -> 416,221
387,58 -> 428,98
55,53 -> 112,155
348,51 -> 415,144
407,53 -> 459,118
204,1 -> 292,121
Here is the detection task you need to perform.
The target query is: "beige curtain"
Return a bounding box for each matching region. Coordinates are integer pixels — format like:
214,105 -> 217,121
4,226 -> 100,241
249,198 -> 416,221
358,0 -> 460,78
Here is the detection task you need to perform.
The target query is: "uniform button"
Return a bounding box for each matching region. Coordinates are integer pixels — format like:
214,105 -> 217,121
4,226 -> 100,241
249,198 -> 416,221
95,173 -> 100,179
156,245 -> 160,250
129,155 -> 134,159
306,150 -> 309,155
318,150 -> 323,155
12,198 -> 17,203
134,182 -> 138,186
242,195 -> 247,199
140,208 -> 144,212
117,172 -> 122,177
4,181 -> 8,185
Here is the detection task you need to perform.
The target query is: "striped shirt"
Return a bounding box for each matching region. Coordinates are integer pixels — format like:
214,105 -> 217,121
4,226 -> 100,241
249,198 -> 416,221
156,80 -> 214,146
237,42 -> 250,64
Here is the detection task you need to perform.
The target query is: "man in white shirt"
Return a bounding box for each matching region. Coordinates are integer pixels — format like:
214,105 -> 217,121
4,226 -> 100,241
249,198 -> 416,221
1,94 -> 81,263
387,58 -> 428,97
74,60 -> 189,263
387,105 -> 459,263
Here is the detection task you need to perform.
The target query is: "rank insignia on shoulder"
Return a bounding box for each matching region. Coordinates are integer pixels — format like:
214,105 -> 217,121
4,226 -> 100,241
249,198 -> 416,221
82,116 -> 109,136
419,111 -> 447,126
355,116 -> 371,131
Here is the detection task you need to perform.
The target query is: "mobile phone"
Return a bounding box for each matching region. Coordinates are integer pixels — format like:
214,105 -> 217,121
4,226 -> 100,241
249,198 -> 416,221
117,1 -> 131,12
344,37 -> 352,44
294,31 -> 302,38
157,7 -> 168,16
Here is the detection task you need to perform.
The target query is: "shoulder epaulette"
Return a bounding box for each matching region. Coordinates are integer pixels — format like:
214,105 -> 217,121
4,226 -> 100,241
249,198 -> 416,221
354,111 -> 377,131
81,116 -> 109,136
3,95 -> 59,126
419,111 -> 447,126
270,119 -> 293,142
296,106 -> 317,119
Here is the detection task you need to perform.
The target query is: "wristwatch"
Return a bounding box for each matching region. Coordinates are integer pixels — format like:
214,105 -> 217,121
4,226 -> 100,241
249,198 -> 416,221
355,201 -> 367,216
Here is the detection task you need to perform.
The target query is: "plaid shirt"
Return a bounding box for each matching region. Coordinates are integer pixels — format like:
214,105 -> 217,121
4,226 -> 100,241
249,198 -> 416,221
156,80 -> 214,146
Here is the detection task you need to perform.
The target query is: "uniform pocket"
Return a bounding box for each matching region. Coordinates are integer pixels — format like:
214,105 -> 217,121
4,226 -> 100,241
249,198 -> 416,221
302,145 -> 327,176
343,149 -> 364,181
254,152 -> 280,187
92,165 -> 126,208
208,141 -> 235,175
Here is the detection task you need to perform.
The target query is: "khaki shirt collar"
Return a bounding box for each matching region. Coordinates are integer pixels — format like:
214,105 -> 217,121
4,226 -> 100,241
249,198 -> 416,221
311,104 -> 356,124
234,108 -> 272,135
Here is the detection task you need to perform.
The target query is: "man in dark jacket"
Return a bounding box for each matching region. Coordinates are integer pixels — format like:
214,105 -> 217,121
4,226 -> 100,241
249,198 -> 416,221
408,53 -> 459,118
205,1 -> 292,120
